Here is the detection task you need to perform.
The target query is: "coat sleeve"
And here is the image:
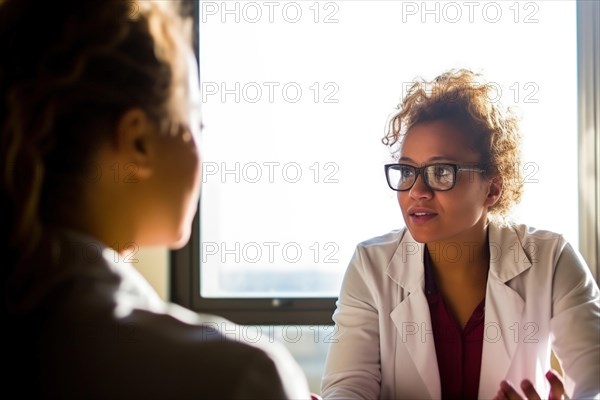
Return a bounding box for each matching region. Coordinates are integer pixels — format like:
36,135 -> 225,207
549,242 -> 600,399
321,246 -> 382,400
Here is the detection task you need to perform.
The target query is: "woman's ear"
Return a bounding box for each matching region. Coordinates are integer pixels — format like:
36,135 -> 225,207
114,108 -> 155,180
484,176 -> 503,208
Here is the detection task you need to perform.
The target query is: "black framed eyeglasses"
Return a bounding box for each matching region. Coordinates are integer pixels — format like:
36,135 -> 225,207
384,163 -> 486,191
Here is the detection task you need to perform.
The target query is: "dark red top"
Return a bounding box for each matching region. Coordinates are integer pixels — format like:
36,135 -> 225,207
424,248 -> 485,400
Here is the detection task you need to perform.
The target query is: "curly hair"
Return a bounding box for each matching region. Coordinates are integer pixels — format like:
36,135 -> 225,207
382,69 -> 523,217
0,0 -> 191,309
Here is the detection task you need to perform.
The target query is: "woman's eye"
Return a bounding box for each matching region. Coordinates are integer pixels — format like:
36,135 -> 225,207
434,165 -> 452,177
400,168 -> 414,179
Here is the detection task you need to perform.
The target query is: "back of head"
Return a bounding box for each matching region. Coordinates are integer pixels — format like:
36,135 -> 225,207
0,0 -> 192,301
0,0 -> 190,393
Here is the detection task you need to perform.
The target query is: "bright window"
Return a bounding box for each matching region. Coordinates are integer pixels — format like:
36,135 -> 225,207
197,0 -> 578,299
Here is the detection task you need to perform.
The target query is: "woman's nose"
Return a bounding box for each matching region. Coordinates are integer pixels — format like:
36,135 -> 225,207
408,173 -> 433,200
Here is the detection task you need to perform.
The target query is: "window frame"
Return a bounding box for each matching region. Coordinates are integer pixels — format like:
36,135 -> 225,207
171,0 -> 599,325
171,205 -> 337,324
577,0 -> 600,279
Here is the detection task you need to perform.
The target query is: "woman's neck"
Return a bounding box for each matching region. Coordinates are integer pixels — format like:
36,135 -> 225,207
426,222 -> 490,280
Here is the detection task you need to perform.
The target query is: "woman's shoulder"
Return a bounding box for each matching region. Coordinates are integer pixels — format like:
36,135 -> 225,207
490,221 -> 575,276
38,236 -> 308,398
352,227 -> 413,268
41,304 -> 293,399
357,227 -> 409,249
492,220 -> 567,250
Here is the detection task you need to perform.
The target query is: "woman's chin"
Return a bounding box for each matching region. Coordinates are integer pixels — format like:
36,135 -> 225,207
405,225 -> 437,244
168,228 -> 191,249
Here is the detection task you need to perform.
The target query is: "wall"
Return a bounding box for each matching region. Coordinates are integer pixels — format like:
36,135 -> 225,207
133,247 -> 169,300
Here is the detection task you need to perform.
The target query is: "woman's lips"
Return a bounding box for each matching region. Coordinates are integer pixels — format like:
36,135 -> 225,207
407,208 -> 438,225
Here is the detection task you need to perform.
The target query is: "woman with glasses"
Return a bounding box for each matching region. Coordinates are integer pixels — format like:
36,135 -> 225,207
321,69 -> 599,400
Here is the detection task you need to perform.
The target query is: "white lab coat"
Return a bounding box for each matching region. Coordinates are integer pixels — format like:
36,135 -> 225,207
322,222 -> 600,399
10,230 -> 311,399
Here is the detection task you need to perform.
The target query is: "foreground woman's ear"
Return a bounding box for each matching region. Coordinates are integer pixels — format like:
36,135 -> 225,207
114,108 -> 155,180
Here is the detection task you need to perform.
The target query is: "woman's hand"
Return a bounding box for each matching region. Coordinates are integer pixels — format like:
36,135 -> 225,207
494,370 -> 566,400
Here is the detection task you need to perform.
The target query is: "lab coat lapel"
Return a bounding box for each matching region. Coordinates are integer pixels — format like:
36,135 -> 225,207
479,223 -> 532,399
387,231 -> 441,400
